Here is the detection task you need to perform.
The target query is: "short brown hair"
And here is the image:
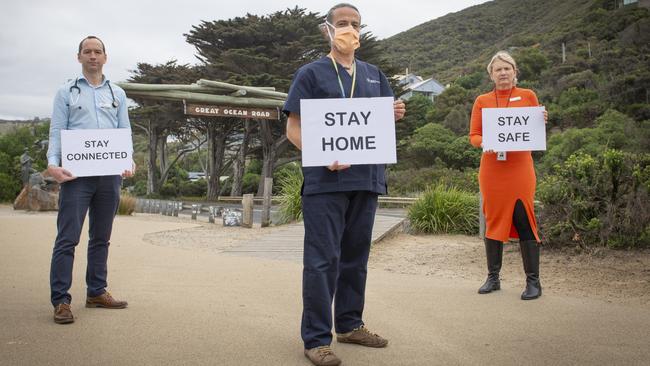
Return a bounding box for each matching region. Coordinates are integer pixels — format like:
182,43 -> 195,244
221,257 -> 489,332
78,36 -> 106,54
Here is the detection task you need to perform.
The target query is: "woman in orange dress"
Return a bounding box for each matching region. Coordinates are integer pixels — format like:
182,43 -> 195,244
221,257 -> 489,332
469,51 -> 546,300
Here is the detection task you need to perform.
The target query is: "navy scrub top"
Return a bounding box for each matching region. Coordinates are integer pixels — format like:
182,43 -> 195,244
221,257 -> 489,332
283,56 -> 395,196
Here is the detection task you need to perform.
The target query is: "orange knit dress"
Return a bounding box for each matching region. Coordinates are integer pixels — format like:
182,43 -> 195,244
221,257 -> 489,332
469,87 -> 541,243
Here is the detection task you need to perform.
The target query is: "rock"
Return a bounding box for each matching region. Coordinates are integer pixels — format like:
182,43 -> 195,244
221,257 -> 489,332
15,170 -> 60,211
13,187 -> 30,210
28,187 -> 59,211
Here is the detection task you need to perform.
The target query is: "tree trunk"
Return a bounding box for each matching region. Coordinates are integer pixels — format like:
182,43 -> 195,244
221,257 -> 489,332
231,120 -> 252,196
206,121 -> 229,200
147,121 -> 160,195
157,134 -> 168,185
257,120 -> 288,196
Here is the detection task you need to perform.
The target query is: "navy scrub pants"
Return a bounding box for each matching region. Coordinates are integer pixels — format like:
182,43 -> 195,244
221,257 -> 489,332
50,175 -> 121,307
301,190 -> 379,349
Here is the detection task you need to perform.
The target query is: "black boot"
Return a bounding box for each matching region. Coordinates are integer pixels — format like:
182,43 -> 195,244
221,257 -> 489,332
478,238 -> 503,294
520,240 -> 542,300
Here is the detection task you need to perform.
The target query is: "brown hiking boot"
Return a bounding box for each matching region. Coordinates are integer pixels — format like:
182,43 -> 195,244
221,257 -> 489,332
53,303 -> 74,324
337,325 -> 388,348
86,291 -> 128,309
304,345 -> 341,366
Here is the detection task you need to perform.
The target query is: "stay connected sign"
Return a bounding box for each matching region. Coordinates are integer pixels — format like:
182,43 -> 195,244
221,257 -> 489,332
300,97 -> 396,167
61,128 -> 133,177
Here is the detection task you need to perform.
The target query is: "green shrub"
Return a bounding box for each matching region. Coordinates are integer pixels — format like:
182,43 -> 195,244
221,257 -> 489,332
159,182 -> 177,197
538,150 -> 650,249
242,173 -> 260,194
408,184 -> 479,235
273,162 -> 302,195
277,168 -> 303,224
0,172 -> 19,202
132,180 -> 147,196
179,179 -> 207,197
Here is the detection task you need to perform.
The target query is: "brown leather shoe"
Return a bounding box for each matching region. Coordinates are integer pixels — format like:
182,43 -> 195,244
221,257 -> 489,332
337,325 -> 388,348
53,303 -> 74,324
304,345 -> 341,366
86,291 -> 128,309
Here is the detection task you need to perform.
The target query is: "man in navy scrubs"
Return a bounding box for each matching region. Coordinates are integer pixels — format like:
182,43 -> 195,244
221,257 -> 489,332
283,4 -> 406,365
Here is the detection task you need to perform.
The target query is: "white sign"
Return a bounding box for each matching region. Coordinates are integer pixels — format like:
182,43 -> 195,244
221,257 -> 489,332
482,106 -> 546,152
61,128 -> 133,177
300,97 -> 396,167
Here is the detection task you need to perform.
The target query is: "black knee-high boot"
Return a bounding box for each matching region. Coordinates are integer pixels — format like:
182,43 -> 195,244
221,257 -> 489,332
520,240 -> 542,300
478,238 -> 503,294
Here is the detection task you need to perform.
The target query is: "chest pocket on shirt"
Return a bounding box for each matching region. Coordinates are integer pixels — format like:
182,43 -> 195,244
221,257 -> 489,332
67,104 -> 91,128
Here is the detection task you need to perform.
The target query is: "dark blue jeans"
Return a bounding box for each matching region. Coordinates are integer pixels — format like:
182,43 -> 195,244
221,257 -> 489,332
301,191 -> 378,349
50,175 -> 121,307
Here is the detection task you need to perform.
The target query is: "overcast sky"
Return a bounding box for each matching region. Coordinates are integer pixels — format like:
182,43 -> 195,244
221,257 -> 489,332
0,0 -> 489,120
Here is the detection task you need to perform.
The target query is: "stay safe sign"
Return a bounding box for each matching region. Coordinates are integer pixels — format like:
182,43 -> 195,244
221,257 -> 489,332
482,106 -> 546,152
299,97 -> 396,167
61,128 -> 133,177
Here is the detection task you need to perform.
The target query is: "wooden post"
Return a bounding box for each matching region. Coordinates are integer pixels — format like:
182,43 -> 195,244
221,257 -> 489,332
242,194 -> 254,228
191,204 -> 198,220
173,202 -> 180,217
160,201 -> 167,216
261,177 -> 273,227
208,206 -> 215,223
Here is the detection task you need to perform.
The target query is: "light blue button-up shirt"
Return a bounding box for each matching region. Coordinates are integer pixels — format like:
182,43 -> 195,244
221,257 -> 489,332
47,75 -> 131,166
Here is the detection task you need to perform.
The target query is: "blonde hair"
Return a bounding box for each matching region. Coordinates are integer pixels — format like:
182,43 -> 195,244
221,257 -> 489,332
487,51 -> 518,84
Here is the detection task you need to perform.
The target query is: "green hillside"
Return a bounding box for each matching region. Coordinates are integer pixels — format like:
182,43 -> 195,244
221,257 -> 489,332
381,0 -> 648,85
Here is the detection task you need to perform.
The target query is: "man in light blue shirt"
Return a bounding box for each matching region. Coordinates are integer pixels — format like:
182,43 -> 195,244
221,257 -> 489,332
47,36 -> 134,324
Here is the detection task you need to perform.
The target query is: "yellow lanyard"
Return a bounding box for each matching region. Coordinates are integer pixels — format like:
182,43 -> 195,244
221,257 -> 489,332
329,54 -> 356,98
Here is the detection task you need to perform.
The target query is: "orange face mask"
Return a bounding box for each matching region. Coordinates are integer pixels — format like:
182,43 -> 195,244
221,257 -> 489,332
325,21 -> 360,53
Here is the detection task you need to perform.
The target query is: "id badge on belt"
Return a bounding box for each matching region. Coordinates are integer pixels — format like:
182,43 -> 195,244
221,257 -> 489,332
496,151 -> 507,161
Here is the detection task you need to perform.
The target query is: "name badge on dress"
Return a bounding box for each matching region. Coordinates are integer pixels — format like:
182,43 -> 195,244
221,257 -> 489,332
497,151 -> 507,161
509,96 -> 522,102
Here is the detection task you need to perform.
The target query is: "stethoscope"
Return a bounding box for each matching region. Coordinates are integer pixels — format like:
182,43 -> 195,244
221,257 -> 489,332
69,77 -> 118,108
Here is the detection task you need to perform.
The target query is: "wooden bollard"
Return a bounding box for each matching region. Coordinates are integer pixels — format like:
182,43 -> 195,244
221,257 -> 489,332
160,201 -> 167,215
261,177 -> 273,228
242,194 -> 254,228
191,204 -> 198,220
208,206 -> 215,223
173,202 -> 180,217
